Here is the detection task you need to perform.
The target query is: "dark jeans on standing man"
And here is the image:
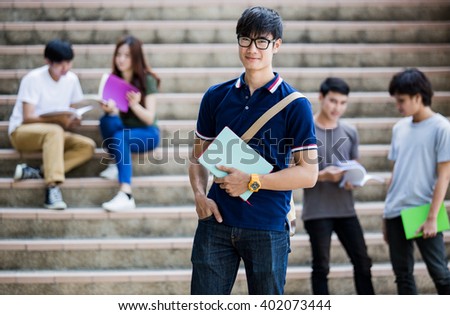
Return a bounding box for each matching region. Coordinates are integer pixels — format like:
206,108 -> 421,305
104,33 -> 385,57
385,216 -> 450,294
304,216 -> 375,295
190,215 -> 291,295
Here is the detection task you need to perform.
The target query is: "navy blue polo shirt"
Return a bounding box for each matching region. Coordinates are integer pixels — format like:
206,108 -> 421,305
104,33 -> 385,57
196,73 -> 317,231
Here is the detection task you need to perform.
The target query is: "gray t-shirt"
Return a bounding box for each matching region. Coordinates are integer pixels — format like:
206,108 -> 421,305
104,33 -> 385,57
384,113 -> 450,219
302,121 -> 359,221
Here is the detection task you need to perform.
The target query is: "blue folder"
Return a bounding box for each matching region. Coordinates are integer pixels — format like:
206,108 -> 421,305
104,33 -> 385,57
198,127 -> 273,201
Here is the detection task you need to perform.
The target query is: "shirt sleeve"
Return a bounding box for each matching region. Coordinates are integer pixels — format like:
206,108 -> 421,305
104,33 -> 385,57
388,125 -> 398,161
145,74 -> 158,95
287,97 -> 317,153
436,122 -> 450,163
70,74 -> 84,104
17,73 -> 41,105
195,87 -> 216,141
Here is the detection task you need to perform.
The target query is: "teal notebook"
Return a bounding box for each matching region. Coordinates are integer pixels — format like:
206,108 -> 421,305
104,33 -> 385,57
198,126 -> 273,201
400,203 -> 450,239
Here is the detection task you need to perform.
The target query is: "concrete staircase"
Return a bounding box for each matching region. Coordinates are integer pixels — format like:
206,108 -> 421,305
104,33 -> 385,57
0,0 -> 449,294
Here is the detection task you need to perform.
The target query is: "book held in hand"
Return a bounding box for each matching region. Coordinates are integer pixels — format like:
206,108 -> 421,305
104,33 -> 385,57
198,126 -> 273,201
98,73 -> 139,113
337,160 -> 384,188
40,105 -> 94,118
401,203 -> 450,239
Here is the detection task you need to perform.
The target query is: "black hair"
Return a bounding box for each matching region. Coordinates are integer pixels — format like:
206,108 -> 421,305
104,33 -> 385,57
388,68 -> 433,106
319,77 -> 350,96
44,39 -> 74,62
236,6 -> 283,40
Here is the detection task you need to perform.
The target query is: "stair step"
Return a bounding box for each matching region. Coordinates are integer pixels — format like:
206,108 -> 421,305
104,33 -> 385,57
3,91 -> 450,120
3,116 -> 449,148
0,144 -> 392,178
0,119 -> 196,148
0,172 -> 399,207
2,67 -> 449,94
0,117 -> 396,148
0,262 -> 441,294
2,43 -> 449,68
1,233 -> 448,270
0,147 -> 192,177
1,202 -> 449,238
1,0 -> 448,22
1,20 -> 449,45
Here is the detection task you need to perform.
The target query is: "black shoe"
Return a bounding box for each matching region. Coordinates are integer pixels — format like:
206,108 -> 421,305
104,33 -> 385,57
44,186 -> 67,210
14,163 -> 42,180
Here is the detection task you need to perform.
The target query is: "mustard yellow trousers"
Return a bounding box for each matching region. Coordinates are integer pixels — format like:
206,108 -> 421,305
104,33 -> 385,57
10,123 -> 95,185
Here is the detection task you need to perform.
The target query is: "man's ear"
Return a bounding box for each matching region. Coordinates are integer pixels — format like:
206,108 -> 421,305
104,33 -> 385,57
318,93 -> 324,102
273,38 -> 282,53
413,93 -> 423,104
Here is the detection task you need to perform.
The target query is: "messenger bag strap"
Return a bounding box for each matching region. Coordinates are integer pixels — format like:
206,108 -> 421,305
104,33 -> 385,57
241,91 -> 305,143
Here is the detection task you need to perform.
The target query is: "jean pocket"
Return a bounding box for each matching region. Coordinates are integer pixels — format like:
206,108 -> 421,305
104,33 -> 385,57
198,214 -> 215,222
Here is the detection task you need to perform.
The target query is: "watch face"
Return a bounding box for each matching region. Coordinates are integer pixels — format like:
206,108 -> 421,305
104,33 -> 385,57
250,182 -> 260,191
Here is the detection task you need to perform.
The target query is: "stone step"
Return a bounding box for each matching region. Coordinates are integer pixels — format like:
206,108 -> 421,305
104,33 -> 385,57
0,144 -> 392,179
1,117 -> 449,151
2,43 -> 449,69
2,202 -> 449,238
0,147 -> 191,177
2,67 -> 449,94
0,117 -> 441,150
4,232 -> 450,270
0,119 -> 194,148
1,233 -> 449,271
1,0 -> 448,22
0,173 -> 448,210
2,20 -> 449,45
0,262 -> 442,294
2,91 -> 450,121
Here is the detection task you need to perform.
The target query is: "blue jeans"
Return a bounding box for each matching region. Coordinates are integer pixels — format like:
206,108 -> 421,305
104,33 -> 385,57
385,216 -> 450,294
99,115 -> 160,184
304,216 -> 374,294
190,216 -> 290,295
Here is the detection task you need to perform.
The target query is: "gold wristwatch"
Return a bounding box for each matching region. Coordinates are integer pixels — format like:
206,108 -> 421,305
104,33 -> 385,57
248,174 -> 261,192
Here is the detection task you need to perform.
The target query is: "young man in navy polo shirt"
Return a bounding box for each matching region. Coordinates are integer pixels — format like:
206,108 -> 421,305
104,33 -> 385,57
188,6 -> 319,295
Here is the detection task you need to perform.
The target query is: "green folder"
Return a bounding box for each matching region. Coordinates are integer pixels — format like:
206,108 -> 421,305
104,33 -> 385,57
400,203 -> 450,240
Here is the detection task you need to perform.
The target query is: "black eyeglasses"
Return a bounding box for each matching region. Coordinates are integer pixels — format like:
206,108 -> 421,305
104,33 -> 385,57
237,36 -> 276,50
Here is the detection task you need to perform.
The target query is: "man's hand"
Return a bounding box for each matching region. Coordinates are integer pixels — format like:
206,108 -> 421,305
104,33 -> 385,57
194,193 -> 222,223
42,113 -> 80,130
66,114 -> 81,130
416,217 -> 438,239
214,165 -> 250,197
321,166 -> 344,183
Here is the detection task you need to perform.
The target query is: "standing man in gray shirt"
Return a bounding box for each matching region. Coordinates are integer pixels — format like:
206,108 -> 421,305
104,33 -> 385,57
302,77 -> 375,294
384,68 -> 450,294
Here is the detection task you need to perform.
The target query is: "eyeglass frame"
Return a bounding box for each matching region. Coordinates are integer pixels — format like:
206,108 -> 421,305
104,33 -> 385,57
237,35 -> 277,50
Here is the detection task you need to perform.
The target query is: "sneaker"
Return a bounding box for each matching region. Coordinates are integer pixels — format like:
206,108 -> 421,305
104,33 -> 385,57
99,164 -> 118,180
14,163 -> 42,180
44,186 -> 67,210
102,191 -> 136,212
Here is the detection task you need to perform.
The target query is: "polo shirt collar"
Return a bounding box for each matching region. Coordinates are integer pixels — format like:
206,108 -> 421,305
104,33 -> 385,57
235,72 -> 283,94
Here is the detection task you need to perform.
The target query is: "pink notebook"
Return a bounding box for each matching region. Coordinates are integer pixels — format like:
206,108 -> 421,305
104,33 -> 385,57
98,73 -> 139,113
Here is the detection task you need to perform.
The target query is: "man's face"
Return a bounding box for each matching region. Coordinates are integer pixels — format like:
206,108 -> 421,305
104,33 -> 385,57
48,60 -> 73,81
319,91 -> 349,122
393,93 -> 422,117
238,33 -> 281,72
